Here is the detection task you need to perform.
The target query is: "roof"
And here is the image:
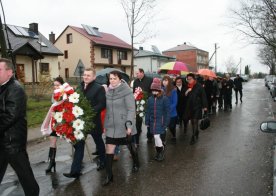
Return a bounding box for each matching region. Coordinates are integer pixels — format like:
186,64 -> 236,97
68,26 -> 132,50
134,49 -> 175,59
3,24 -> 63,56
163,43 -> 207,53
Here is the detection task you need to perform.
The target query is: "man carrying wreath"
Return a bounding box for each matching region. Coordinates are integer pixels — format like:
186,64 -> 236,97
63,67 -> 106,178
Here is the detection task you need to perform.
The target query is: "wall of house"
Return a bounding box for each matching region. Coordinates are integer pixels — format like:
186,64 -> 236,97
15,55 -> 60,82
55,27 -> 91,79
163,50 -> 197,69
134,56 -> 174,73
94,46 -> 132,65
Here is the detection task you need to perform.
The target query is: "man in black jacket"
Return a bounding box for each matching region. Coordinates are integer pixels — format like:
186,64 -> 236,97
133,68 -> 153,144
0,58 -> 39,195
63,67 -> 106,178
233,74 -> 244,104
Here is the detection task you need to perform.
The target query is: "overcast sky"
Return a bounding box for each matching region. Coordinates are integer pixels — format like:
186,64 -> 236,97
1,0 -> 269,74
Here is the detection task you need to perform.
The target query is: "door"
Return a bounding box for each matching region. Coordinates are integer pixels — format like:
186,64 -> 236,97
16,64 -> 25,83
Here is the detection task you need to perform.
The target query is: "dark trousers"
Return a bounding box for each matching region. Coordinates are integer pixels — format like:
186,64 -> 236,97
218,92 -> 223,108
235,89 -> 243,102
169,116 -> 178,137
71,132 -> 106,174
0,149 -> 39,196
136,115 -> 153,144
224,93 -> 232,110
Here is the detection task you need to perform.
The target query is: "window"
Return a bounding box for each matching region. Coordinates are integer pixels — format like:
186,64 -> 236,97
40,63 -> 49,75
65,68 -> 69,78
64,50 -> 68,59
66,33 -> 72,43
118,50 -> 127,60
101,48 -> 112,59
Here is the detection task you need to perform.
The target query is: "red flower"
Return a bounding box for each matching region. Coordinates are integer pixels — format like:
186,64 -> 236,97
53,103 -> 64,112
63,111 -> 75,123
63,102 -> 74,111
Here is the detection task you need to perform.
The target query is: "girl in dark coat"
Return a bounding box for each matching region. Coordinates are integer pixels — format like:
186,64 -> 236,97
184,73 -> 208,145
145,78 -> 170,161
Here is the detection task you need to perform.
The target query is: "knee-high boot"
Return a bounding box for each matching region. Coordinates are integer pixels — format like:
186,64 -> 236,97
46,147 -> 56,173
128,143 -> 139,172
102,154 -> 114,186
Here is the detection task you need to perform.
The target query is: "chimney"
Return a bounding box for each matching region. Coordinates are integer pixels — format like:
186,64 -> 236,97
93,27 -> 99,31
29,23 -> 38,35
139,46 -> 143,50
184,42 -> 186,45
49,31 -> 55,43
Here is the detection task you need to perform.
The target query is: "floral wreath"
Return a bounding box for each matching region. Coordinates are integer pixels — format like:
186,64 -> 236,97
134,87 -> 148,117
50,83 -> 95,144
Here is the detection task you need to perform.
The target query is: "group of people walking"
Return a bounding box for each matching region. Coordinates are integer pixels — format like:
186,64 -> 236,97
0,56 -> 244,195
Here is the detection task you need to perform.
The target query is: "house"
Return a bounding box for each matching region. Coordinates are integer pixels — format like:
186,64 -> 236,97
1,23 -> 63,83
134,46 -> 175,73
162,43 -> 209,72
54,24 -> 132,80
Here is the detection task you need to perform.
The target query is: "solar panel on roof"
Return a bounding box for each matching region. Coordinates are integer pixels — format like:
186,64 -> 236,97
28,31 -> 39,39
16,26 -> 29,37
8,25 -> 22,36
81,24 -> 101,37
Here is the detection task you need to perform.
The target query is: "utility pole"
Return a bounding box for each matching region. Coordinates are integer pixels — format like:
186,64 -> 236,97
240,57 -> 242,75
215,43 -> 218,73
0,15 -> 8,58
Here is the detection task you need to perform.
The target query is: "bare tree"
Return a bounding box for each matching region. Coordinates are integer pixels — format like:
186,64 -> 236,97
227,0 -> 276,74
258,44 -> 276,74
224,56 -> 239,75
120,0 -> 156,78
229,0 -> 276,49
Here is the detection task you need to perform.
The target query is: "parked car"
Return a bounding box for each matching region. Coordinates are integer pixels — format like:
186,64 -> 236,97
270,77 -> 276,101
241,74 -> 249,82
265,75 -> 274,89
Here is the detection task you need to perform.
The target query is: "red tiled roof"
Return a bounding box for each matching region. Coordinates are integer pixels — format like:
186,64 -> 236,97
70,26 -> 132,49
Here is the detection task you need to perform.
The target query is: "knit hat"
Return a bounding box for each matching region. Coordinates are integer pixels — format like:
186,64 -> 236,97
150,78 -> 162,91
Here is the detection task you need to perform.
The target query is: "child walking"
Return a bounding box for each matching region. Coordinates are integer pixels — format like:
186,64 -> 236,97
145,78 -> 170,161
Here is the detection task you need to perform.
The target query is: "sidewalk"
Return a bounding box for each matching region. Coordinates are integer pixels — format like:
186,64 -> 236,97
27,126 -> 45,142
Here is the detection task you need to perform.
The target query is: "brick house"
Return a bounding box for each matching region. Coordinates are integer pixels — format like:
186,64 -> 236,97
162,43 -> 209,72
54,24 -> 132,80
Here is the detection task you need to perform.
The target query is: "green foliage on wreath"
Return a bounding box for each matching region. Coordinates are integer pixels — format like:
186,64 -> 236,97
76,88 -> 95,137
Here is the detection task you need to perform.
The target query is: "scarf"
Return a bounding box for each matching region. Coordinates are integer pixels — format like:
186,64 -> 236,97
188,80 -> 196,89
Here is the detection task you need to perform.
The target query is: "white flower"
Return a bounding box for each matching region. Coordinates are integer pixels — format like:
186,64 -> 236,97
136,100 -> 140,104
139,113 -> 144,117
66,138 -> 71,143
139,106 -> 144,111
74,130 -> 84,140
72,105 -> 84,118
72,119 -> 85,130
54,112 -> 63,123
136,108 -> 139,112
69,92 -> 80,103
140,100 -> 145,105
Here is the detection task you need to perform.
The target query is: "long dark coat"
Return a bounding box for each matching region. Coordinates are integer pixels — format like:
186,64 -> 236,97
176,84 -> 187,119
80,80 -> 106,133
183,82 -> 208,120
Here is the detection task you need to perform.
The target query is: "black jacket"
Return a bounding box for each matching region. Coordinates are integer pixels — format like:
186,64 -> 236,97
233,77 -> 244,90
0,77 -> 27,152
176,84 -> 188,117
133,75 -> 153,94
184,82 -> 208,120
80,81 -> 106,133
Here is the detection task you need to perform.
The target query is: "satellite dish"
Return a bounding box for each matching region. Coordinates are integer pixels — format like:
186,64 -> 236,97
151,45 -> 161,54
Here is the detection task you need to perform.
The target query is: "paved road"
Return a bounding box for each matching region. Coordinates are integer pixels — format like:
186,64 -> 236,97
0,79 -> 274,196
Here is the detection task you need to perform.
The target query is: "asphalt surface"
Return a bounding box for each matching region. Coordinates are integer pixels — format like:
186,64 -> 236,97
0,79 -> 275,196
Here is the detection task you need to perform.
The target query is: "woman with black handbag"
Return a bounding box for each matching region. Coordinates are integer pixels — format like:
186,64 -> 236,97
184,73 -> 208,145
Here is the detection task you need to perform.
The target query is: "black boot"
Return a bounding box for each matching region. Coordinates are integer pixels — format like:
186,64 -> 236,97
155,147 -> 165,161
45,147 -> 56,173
102,154 -> 114,186
128,143 -> 139,172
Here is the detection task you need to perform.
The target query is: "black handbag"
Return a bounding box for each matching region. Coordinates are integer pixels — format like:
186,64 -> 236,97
200,114 -> 210,130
